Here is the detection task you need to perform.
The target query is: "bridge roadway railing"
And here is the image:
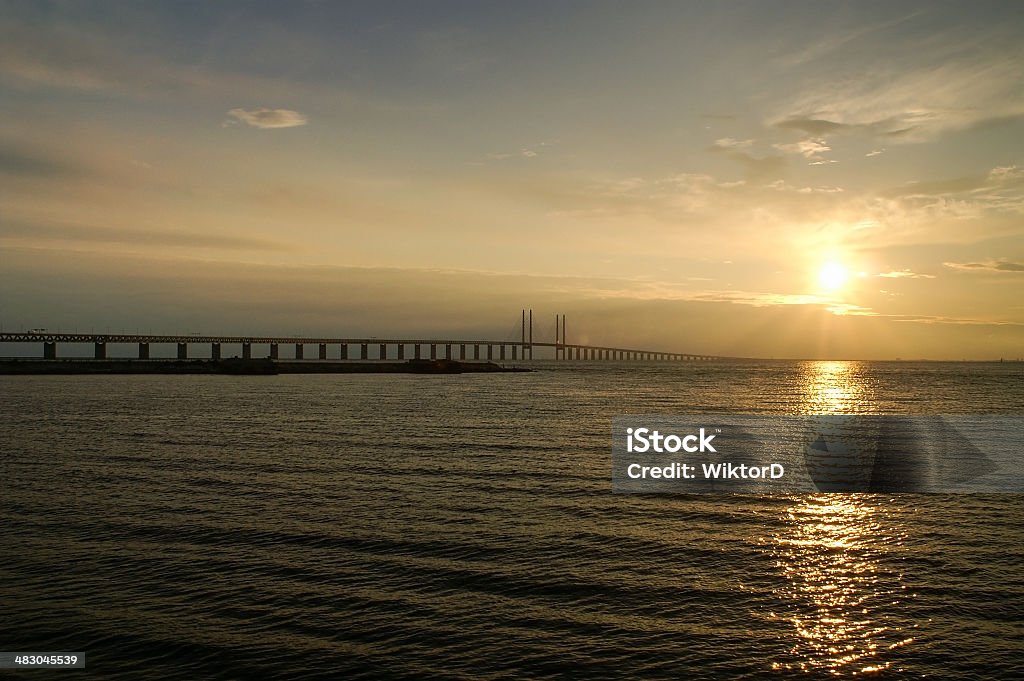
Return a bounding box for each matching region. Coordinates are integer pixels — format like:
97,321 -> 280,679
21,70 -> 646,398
0,333 -> 726,361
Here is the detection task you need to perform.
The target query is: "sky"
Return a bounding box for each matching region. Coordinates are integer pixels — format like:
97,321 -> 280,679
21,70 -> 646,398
1,0 -> 1023,359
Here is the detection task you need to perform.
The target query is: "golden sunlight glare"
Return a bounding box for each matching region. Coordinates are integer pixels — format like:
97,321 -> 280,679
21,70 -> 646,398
817,262 -> 849,292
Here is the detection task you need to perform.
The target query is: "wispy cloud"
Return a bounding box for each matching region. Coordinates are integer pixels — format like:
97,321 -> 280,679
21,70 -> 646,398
944,260 -> 1024,273
0,141 -> 81,178
0,219 -> 287,252
690,290 -> 876,316
710,137 -> 753,151
775,10 -> 926,68
772,37 -> 1024,143
773,137 -> 831,160
889,314 -> 1024,327
876,269 -> 935,279
487,141 -> 554,161
708,139 -> 784,180
226,108 -> 308,129
882,165 -> 1024,207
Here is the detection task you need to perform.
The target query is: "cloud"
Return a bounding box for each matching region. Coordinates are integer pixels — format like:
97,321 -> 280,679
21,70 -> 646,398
773,138 -> 831,159
0,219 -> 287,252
883,165 -> 1024,199
707,139 -> 784,180
775,10 -> 927,68
771,46 -> 1024,143
710,137 -> 753,151
688,290 -> 876,317
226,108 -> 308,129
486,141 -> 552,161
944,260 -> 1024,273
866,149 -> 885,157
889,314 -> 1024,327
876,270 -> 935,279
0,142 -> 81,178
774,118 -> 850,136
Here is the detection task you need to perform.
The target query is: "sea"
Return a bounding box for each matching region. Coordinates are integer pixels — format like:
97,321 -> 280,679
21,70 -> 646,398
1,360 -> 1022,679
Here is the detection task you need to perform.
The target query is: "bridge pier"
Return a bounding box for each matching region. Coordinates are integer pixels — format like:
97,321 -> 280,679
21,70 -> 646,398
415,344 -> 422,360
360,344 -> 369,360
295,344 -> 304,359
460,344 -> 466,360
269,343 -> 278,359
379,343 -> 387,360
177,343 -> 187,360
445,344 -> 452,360
94,342 -> 106,359
512,345 -> 517,360
398,344 -> 405,360
242,342 -> 251,360
474,344 -> 480,360
320,343 -> 328,360
340,343 -> 347,360
488,345 -> 494,360
211,342 -> 221,360
44,342 -> 56,359
500,345 -> 506,360
138,342 -> 150,359
430,344 -> 437,360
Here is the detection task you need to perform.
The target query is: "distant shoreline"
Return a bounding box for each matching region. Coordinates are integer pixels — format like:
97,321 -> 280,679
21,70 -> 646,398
0,358 -> 531,375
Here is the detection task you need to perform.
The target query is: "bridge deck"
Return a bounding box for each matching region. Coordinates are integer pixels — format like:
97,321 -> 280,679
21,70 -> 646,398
0,333 -> 733,360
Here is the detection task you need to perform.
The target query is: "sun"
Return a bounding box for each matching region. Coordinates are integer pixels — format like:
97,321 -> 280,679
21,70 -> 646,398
817,262 -> 849,292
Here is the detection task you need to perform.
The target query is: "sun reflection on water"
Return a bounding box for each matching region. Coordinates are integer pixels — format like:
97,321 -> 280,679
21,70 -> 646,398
799,361 -> 876,414
770,495 -> 916,676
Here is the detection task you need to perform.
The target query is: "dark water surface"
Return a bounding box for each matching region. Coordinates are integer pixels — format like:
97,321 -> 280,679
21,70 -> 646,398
2,361 -> 1023,679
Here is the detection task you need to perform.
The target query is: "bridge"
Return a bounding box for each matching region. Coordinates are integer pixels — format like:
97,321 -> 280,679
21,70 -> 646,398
0,311 -> 730,362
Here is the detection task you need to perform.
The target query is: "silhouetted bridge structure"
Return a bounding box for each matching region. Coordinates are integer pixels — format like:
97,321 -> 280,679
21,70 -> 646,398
0,312 -> 731,362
